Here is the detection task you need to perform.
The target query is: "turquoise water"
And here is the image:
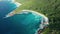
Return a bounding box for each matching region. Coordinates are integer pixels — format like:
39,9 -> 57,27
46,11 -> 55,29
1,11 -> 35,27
0,12 -> 43,34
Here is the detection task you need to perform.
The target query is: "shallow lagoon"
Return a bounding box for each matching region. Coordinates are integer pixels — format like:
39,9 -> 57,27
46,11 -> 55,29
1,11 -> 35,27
0,11 -> 43,34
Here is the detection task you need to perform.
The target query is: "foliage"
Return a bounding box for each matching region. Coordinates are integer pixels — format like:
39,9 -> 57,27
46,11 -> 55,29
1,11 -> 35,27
16,0 -> 60,34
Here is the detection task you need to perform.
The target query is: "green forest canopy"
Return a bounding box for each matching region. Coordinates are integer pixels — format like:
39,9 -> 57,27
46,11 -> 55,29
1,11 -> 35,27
15,0 -> 60,34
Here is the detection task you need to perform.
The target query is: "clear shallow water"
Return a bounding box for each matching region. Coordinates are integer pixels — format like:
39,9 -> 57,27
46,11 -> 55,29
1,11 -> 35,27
0,11 -> 43,34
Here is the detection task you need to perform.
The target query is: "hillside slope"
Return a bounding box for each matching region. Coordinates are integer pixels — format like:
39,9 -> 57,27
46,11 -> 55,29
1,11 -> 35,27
15,0 -> 60,34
